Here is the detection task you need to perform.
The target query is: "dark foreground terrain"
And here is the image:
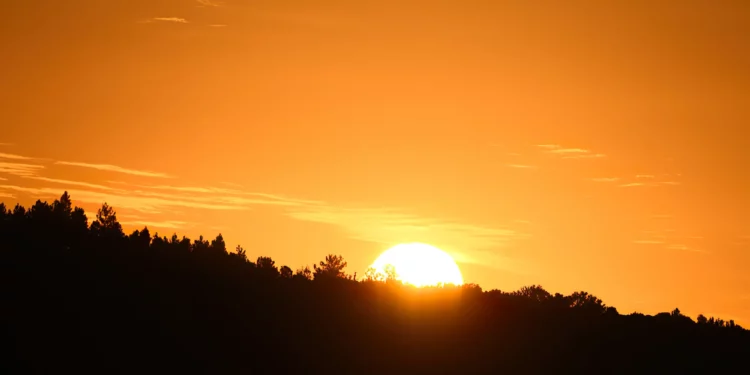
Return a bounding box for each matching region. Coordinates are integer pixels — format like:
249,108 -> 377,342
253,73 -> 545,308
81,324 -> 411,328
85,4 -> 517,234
3,193 -> 749,374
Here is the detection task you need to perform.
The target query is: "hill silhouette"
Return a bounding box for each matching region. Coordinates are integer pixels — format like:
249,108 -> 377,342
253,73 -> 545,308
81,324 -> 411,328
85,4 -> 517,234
2,192 -> 749,374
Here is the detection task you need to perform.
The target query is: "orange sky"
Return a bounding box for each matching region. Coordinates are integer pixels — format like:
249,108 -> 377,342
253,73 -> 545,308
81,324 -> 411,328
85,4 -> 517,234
1,0 -> 749,324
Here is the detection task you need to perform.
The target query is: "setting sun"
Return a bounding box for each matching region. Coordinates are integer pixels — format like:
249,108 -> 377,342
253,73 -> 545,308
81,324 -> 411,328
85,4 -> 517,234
369,243 -> 464,287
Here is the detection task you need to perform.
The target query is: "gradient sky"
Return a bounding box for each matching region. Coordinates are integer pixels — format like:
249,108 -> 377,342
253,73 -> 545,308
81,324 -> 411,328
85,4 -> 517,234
1,0 -> 749,324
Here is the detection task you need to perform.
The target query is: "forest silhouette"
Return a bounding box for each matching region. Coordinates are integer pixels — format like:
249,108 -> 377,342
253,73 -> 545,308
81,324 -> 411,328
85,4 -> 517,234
3,192 -> 749,374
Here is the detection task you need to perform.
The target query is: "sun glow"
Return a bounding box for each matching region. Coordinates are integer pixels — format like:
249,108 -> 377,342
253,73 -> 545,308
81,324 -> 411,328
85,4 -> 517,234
369,243 -> 464,287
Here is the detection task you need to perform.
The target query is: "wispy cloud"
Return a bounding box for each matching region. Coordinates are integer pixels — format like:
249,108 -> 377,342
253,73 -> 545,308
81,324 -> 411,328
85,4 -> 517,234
591,177 -> 619,182
209,24 -> 228,27
506,164 -> 537,169
55,161 -> 173,178
153,17 -> 189,23
113,183 -> 324,206
548,148 -> 590,154
0,185 -> 246,213
0,152 -> 32,160
120,220 -> 190,230
0,177 -> 327,215
285,204 -> 530,273
634,228 -> 708,253
620,181 -> 680,188
562,153 -> 606,159
538,144 -> 605,159
536,144 -> 561,150
126,184 -> 239,194
118,213 -> 145,220
666,244 -> 706,253
196,0 -> 223,6
131,189 -> 310,207
24,176 -> 118,191
0,192 -> 15,199
0,162 -> 44,177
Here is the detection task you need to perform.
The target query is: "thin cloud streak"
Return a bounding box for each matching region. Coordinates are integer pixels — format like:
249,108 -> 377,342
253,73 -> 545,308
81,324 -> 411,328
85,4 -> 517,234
120,220 -> 190,230
285,204 -> 530,273
24,176 -> 119,191
0,185 -> 247,213
0,162 -> 44,177
115,183 -> 325,206
591,177 -> 619,182
153,17 -> 189,23
538,144 -> 605,159
548,148 -> 590,154
131,189 -> 308,207
634,240 -> 665,244
563,153 -> 606,159
196,0 -> 222,6
506,164 -> 537,169
0,192 -> 14,199
0,153 -> 32,160
132,184 -> 239,194
0,177 -> 326,215
619,181 -> 680,188
55,161 -> 173,178
667,244 -> 706,253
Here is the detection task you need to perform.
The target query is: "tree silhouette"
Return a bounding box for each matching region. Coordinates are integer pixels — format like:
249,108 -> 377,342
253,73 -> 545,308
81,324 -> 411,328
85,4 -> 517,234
89,202 -> 124,240
514,285 -> 552,302
294,266 -> 313,280
280,265 -> 293,279
313,254 -> 348,279
52,191 -> 73,219
697,314 -> 708,324
192,235 -> 210,254
256,256 -> 280,279
231,245 -> 247,263
568,291 -> 606,315
210,234 -> 227,254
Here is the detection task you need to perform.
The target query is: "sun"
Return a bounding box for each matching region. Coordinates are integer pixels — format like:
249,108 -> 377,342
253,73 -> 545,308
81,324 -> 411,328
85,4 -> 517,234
369,243 -> 464,287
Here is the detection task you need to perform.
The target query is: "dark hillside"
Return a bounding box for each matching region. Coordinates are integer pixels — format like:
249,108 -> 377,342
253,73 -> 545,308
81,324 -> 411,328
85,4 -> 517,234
3,193 -> 748,374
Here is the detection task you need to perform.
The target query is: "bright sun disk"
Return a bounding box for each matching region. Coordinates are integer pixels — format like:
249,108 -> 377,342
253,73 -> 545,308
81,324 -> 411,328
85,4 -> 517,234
369,243 -> 464,287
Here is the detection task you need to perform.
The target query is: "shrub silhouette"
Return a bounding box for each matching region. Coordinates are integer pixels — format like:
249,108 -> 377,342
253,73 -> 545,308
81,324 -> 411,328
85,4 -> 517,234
1,192 -> 748,374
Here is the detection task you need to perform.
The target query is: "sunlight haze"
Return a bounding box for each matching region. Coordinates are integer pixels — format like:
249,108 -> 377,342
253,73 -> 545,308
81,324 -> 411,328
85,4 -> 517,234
1,0 -> 749,325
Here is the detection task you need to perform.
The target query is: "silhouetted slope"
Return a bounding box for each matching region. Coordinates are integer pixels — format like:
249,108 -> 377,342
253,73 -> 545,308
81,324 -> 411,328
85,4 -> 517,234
2,193 -> 748,374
